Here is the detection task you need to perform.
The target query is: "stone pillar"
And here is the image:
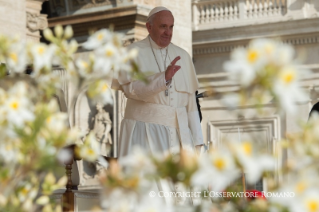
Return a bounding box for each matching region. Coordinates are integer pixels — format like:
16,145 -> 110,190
26,0 -> 48,42
0,0 -> 27,40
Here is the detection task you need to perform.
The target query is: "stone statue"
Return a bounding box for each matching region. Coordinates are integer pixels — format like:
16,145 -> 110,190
91,103 -> 113,156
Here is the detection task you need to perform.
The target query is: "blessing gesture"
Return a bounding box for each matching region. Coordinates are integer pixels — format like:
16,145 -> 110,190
165,56 -> 181,81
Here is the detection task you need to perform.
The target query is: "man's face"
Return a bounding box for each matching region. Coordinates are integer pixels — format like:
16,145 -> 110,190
146,11 -> 174,48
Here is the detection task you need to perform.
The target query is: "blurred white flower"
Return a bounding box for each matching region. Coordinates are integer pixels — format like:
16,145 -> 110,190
3,83 -> 34,128
76,58 -> 92,77
6,42 -> 27,74
232,141 -> 274,184
191,148 -> 240,192
4,96 -> 34,127
31,43 -> 56,73
87,80 -> 113,105
93,43 -> 118,74
78,132 -> 100,162
273,65 -> 307,114
45,112 -> 68,133
18,183 -> 37,202
101,188 -> 136,212
7,81 -> 29,97
112,48 -> 137,73
271,181 -> 319,212
119,147 -> 155,173
296,190 -> 319,212
0,143 -> 18,163
82,29 -> 112,50
119,148 -> 156,187
224,54 -> 256,86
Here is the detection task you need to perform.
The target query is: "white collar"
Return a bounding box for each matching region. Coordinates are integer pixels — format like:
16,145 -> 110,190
148,35 -> 169,50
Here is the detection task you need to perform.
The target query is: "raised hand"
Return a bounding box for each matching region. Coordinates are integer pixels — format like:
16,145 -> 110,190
165,56 -> 181,81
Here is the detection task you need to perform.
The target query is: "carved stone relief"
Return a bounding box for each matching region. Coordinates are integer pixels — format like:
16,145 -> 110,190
26,12 -> 48,32
90,103 -> 113,156
73,90 -> 116,188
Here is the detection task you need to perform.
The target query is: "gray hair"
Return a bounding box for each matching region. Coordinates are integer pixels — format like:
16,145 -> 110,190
147,14 -> 156,25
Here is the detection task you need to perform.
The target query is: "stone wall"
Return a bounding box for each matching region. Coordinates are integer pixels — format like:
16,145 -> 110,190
0,0 -> 47,42
0,0 -> 26,40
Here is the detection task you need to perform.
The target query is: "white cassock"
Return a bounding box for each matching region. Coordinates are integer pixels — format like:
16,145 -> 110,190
112,36 -> 204,157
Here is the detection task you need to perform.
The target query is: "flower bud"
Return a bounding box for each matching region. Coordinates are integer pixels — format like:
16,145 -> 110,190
54,25 -> 63,38
69,39 -> 78,54
43,28 -> 53,41
64,25 -> 73,39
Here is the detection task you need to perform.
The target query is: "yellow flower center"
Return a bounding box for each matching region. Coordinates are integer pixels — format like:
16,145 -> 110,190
97,34 -> 104,41
10,101 -> 19,110
105,49 -> 114,57
5,144 -> 12,151
38,46 -> 45,55
307,200 -> 318,212
296,182 -> 306,193
82,61 -> 88,68
87,149 -> 95,155
214,158 -> 226,171
264,44 -> 274,55
242,142 -> 252,155
20,187 -> 28,196
247,50 -> 258,64
281,70 -> 295,85
46,116 -> 51,124
102,84 -> 108,91
9,53 -> 18,63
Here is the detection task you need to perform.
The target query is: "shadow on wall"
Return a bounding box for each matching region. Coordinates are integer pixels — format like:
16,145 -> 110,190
289,0 -> 319,12
288,0 -> 304,11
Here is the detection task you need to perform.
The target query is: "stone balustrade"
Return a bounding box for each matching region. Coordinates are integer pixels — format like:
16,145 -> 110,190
246,0 -> 286,19
192,0 -> 318,30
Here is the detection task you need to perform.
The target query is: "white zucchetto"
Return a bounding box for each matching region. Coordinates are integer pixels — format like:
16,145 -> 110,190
147,6 -> 171,21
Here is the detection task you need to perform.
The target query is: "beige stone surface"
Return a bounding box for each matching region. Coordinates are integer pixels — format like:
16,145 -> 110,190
0,0 -> 26,40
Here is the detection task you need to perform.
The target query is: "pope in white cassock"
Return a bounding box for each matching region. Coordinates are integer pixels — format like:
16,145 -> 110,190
112,6 -> 204,157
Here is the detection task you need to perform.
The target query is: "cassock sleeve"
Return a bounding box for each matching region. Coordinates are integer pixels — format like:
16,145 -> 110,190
119,72 -> 168,102
186,93 -> 204,146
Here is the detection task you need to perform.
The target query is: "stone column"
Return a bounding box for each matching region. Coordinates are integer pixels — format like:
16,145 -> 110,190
26,0 -> 48,42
